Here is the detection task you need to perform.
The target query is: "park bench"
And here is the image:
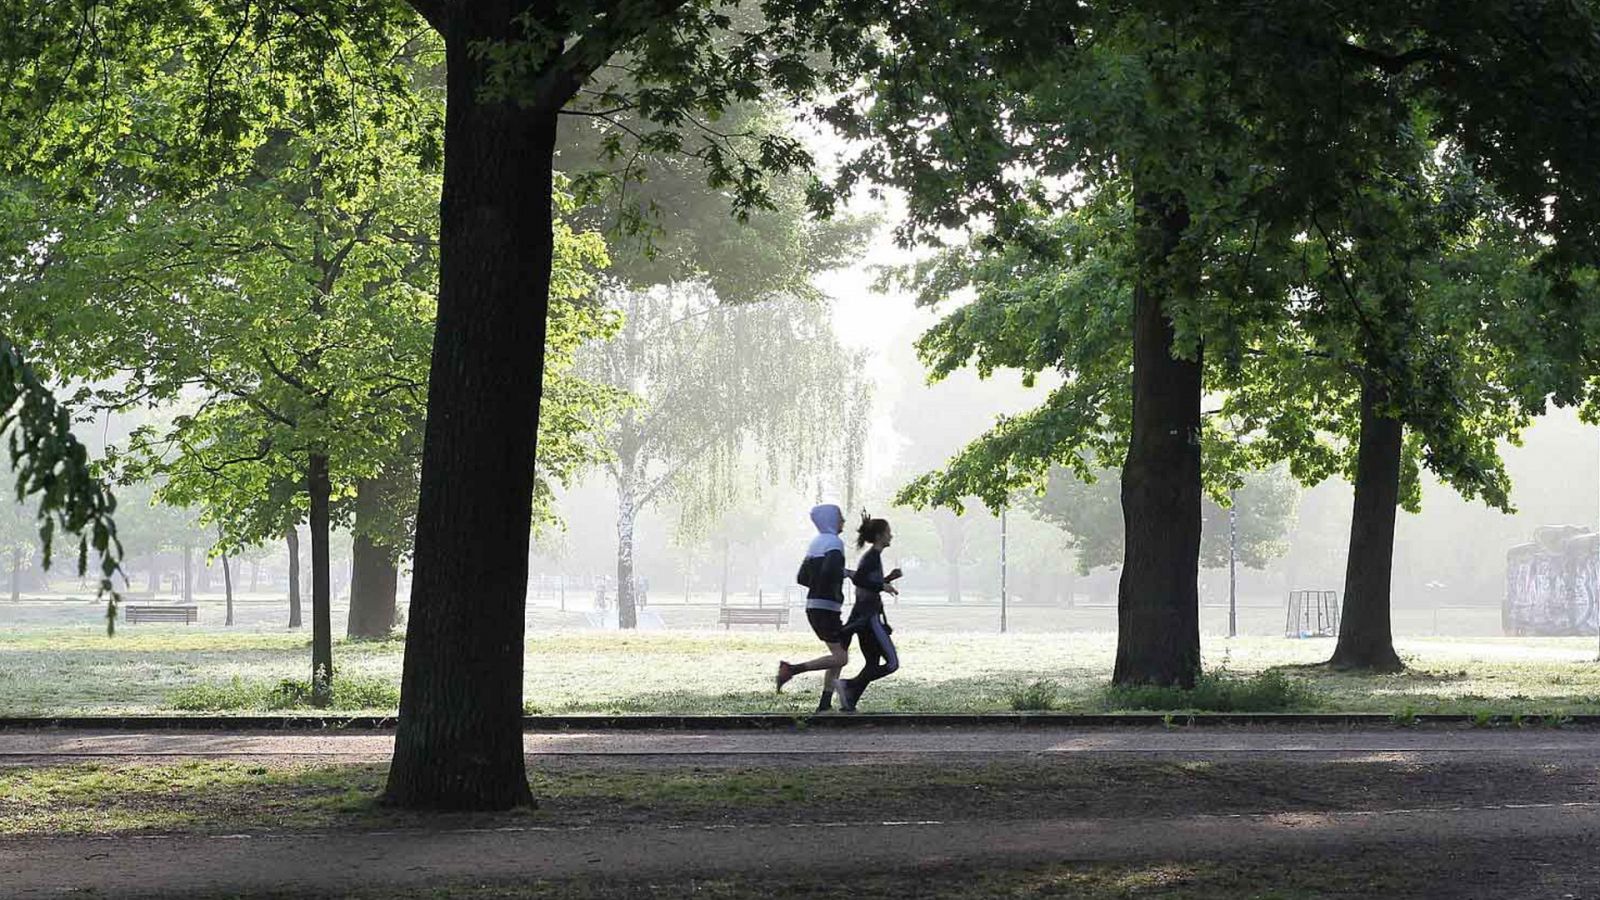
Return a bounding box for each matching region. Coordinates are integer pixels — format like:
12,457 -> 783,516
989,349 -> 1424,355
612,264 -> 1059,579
718,606 -> 790,630
124,605 -> 199,625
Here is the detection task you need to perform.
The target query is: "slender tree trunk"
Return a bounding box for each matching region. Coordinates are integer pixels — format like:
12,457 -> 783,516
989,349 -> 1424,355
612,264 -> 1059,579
149,557 -> 160,598
1113,192 -> 1202,688
1328,375 -> 1406,672
720,538 -> 730,607
386,21 -> 554,810
348,477 -> 400,639
222,553 -> 235,627
182,545 -> 194,604
308,454 -> 335,706
615,471 -> 638,629
249,561 -> 260,593
9,547 -> 19,602
286,527 -> 303,629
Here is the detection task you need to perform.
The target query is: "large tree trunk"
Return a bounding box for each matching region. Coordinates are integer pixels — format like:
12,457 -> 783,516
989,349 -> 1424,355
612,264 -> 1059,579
308,454 -> 335,706
386,20 -> 554,811
615,471 -> 638,630
286,527 -> 303,629
348,477 -> 401,639
222,552 -> 235,627
1328,375 -> 1406,672
1113,192 -> 1202,688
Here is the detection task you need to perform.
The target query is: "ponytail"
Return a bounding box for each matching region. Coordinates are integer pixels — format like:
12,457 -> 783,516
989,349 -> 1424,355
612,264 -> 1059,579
855,512 -> 890,549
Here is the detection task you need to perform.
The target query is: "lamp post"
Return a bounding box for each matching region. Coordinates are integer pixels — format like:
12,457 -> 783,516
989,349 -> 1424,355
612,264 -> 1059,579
1228,488 -> 1238,639
1000,506 -> 1009,635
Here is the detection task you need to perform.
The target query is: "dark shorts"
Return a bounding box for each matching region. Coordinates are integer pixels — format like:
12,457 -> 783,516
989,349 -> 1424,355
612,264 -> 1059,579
806,608 -> 846,645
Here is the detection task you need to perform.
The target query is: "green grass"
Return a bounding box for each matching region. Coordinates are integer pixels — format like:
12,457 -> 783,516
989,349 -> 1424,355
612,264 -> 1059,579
9,759 -> 1594,900
6,753 -> 1595,837
168,674 -> 401,711
1100,669 -> 1320,713
208,860 -> 1424,900
3,626 -> 1600,717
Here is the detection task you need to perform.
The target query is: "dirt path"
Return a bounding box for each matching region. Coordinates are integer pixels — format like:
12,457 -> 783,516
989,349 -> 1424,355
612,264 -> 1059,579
5,724 -> 1600,764
8,727 -> 1600,897
4,802 -> 1599,898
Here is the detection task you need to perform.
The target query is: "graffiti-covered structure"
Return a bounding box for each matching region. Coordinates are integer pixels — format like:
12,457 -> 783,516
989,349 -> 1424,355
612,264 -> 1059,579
1504,525 -> 1600,636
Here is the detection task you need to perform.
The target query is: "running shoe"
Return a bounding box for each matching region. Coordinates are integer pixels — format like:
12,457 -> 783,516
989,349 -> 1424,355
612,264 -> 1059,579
776,661 -> 795,693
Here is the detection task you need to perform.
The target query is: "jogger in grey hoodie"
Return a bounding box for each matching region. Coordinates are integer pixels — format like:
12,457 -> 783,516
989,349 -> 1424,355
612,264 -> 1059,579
776,503 -> 852,712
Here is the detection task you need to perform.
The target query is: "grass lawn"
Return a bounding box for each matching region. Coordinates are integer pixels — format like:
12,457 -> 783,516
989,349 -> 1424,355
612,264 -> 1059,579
2,625 -> 1600,716
208,858 -> 1551,900
5,753 -> 1596,835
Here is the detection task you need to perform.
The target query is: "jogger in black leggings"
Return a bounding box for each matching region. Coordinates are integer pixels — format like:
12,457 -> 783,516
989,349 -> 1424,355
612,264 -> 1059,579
839,514 -> 901,712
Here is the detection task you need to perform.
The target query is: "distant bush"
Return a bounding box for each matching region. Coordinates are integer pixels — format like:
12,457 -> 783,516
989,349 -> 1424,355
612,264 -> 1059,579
1008,680 -> 1060,711
1100,669 -> 1317,713
169,674 -> 400,712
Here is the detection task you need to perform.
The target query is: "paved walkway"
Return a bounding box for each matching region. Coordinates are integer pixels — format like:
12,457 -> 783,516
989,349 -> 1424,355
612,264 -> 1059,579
3,725 -> 1600,764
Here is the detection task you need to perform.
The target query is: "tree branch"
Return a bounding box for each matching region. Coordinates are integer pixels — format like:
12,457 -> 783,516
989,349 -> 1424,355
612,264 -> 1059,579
530,0 -> 695,109
1337,41 -> 1445,75
404,0 -> 444,34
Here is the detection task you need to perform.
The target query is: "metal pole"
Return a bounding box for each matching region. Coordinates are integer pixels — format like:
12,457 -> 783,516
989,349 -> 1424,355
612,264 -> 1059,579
1000,507 -> 1009,634
1228,488 -> 1238,639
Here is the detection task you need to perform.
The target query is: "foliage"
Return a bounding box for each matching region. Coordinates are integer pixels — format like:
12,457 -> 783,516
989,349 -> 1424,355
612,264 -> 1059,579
1100,669 -> 1320,714
589,285 -> 860,538
568,92 -> 872,550
0,57 -> 616,556
0,334 -> 121,623
1028,464 -> 1299,574
1007,679 -> 1059,712
168,674 -> 401,712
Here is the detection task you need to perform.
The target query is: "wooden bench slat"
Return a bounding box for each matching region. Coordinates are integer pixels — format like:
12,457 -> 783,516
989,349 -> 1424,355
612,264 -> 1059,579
718,607 -> 790,630
124,605 -> 199,624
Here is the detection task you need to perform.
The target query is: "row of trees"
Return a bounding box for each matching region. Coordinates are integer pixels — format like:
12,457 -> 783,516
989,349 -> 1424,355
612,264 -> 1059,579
853,1 -> 1600,681
7,0 -> 1600,810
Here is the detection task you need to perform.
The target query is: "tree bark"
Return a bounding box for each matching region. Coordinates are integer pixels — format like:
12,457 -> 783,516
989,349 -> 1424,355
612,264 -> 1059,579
222,552 -> 235,627
286,527 -> 303,629
615,471 -> 639,629
386,17 -> 556,810
1113,192 -> 1202,689
348,477 -> 401,640
308,454 -> 335,706
1328,374 -> 1406,672
9,547 -> 19,602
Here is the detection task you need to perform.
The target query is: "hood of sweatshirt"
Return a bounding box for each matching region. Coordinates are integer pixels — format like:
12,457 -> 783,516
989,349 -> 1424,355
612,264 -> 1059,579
805,504 -> 845,559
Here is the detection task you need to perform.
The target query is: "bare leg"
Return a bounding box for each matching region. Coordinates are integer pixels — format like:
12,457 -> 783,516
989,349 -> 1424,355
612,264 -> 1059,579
778,642 -> 848,693
793,642 -> 848,674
